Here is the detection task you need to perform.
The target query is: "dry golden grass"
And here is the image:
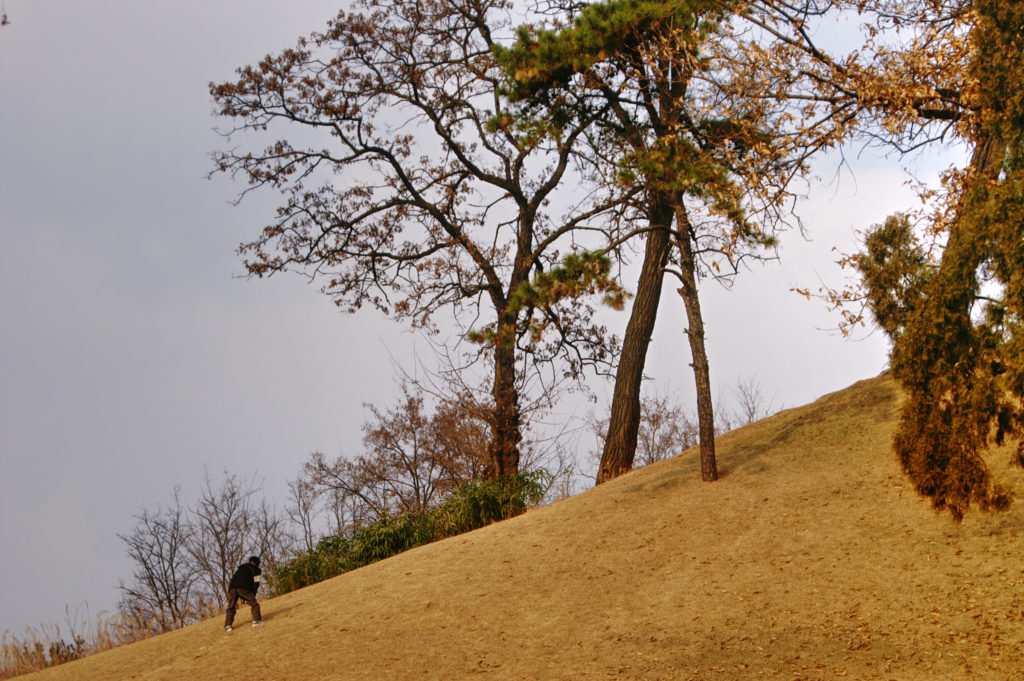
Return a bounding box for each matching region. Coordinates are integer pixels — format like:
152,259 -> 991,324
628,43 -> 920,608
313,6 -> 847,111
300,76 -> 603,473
20,374 -> 1024,680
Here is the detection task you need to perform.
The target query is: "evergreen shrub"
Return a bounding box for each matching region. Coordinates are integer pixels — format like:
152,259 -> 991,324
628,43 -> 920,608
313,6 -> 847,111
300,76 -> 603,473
269,471 -> 549,595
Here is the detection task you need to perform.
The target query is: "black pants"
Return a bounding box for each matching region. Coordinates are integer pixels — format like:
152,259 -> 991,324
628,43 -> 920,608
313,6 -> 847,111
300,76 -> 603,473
224,588 -> 261,627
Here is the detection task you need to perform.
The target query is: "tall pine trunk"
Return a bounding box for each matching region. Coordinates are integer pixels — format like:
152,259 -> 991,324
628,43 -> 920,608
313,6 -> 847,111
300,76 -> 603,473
675,207 -> 717,481
488,327 -> 522,479
597,195 -> 673,483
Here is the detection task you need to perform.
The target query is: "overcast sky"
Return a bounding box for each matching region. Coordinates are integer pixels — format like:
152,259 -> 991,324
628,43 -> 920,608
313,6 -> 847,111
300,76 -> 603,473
0,0 -> 952,635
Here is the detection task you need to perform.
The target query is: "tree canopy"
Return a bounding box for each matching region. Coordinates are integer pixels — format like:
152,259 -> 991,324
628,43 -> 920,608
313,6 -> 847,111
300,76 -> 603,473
496,0 -> 857,483
211,0 -> 628,479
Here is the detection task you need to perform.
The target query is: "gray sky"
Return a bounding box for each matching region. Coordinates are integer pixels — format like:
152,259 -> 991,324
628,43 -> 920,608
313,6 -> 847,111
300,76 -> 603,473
0,0 -> 943,635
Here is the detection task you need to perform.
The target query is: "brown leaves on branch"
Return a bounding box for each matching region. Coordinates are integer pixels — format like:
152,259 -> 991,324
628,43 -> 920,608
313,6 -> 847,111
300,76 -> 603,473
798,0 -> 1024,519
304,384 -> 491,524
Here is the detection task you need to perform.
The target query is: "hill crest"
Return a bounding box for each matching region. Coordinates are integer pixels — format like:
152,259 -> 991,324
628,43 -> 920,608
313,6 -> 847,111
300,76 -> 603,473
24,375 -> 1024,680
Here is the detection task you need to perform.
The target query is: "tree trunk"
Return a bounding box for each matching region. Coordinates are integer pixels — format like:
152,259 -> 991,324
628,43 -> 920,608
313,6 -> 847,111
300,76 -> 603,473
487,330 -> 521,479
675,207 -> 718,482
597,195 -> 673,483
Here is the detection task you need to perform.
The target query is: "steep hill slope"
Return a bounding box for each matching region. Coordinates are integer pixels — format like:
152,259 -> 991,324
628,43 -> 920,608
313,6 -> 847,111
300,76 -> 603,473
24,374 -> 1024,680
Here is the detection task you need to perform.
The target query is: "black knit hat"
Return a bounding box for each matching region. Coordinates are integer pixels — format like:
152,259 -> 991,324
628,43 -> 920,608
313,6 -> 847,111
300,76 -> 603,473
249,556 -> 260,566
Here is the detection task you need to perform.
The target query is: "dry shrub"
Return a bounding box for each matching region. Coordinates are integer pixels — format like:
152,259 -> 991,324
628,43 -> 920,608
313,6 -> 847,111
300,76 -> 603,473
0,607 -> 169,679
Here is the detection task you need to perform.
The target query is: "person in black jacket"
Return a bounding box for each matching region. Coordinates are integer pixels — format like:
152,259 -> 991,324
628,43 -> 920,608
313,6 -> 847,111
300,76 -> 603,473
224,556 -> 263,632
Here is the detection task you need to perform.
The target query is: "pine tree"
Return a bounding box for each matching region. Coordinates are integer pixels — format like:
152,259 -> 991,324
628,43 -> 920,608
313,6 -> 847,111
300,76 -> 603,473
497,0 -> 849,483
884,0 -> 1024,520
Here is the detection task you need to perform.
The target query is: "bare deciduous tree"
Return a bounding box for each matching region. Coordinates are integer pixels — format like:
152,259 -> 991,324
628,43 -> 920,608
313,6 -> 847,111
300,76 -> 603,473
590,390 -> 698,473
250,498 -> 290,575
116,488 -> 204,633
733,374 -> 777,426
118,473 -> 290,630
187,471 -> 259,606
286,476 -> 321,554
588,374 -> 775,475
306,383 -> 492,526
635,392 -> 700,468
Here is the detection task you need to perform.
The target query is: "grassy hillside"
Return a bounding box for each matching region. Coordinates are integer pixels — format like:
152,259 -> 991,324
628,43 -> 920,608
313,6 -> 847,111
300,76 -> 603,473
22,374 -> 1024,680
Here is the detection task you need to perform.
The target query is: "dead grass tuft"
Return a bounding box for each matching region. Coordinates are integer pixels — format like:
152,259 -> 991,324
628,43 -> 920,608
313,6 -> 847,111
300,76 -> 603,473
2,610 -> 148,678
